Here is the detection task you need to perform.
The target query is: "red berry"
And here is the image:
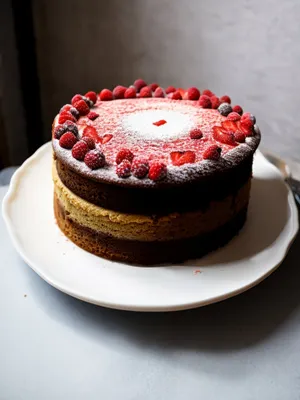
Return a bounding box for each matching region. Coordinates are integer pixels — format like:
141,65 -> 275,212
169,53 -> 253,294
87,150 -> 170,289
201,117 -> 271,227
190,128 -> 203,139
113,85 -> 127,99
116,160 -> 131,178
133,79 -> 147,92
238,120 -> 253,136
165,86 -> 176,94
84,91 -> 97,104
60,104 -> 72,113
101,134 -> 113,144
187,87 -> 200,100
202,89 -> 214,97
170,151 -> 196,166
87,111 -> 99,121
210,96 -> 221,109
221,120 -> 238,134
220,95 -> 231,104
58,112 -> 76,124
116,148 -> 134,164
124,87 -> 136,98
82,136 -> 95,149
84,150 -> 105,169
153,119 -> 167,127
198,95 -> 212,108
213,126 -> 235,145
232,105 -> 243,115
240,117 -> 254,129
241,112 -> 256,125
149,83 -> 159,91
54,124 -> 66,139
63,121 -> 78,136
72,140 -> 89,161
153,87 -> 165,98
148,162 -> 167,181
73,99 -> 90,116
234,131 -> 246,143
131,158 -> 149,179
139,86 -> 152,98
99,89 -> 113,101
227,112 -> 241,121
59,132 -> 77,149
203,145 -> 222,160
83,125 -> 99,142
71,94 -> 82,106
169,91 -> 182,100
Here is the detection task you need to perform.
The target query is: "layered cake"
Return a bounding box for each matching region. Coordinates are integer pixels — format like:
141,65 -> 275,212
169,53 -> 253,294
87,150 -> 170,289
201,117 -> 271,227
52,80 -> 260,264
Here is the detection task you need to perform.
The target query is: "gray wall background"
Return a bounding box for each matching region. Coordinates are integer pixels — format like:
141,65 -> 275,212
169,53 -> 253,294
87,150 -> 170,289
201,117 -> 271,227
32,0 -> 300,161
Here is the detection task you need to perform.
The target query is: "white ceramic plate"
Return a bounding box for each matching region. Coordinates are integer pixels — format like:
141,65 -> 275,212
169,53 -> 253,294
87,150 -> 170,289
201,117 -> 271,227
2,143 -> 299,311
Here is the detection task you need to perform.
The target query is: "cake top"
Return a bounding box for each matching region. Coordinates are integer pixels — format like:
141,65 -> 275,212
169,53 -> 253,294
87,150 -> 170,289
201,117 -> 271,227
52,80 -> 260,186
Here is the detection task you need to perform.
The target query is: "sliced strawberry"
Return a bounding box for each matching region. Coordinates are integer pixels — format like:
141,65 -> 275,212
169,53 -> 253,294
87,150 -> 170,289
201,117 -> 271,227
170,151 -> 196,166
237,121 -> 253,137
177,88 -> 186,98
213,126 -> 236,145
82,125 -> 100,143
102,134 -> 113,144
221,120 -> 238,134
234,131 -> 246,143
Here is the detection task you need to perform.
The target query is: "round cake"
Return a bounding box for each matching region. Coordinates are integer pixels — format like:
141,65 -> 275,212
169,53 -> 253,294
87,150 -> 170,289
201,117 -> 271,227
52,81 -> 260,265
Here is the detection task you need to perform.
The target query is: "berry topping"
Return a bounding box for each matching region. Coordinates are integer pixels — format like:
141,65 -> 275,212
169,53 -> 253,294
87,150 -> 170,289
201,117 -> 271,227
134,79 -> 147,92
168,91 -> 182,100
139,86 -> 152,98
234,131 -> 246,143
59,132 -> 78,149
148,162 -> 167,181
69,107 -> 80,119
116,148 -> 134,164
187,87 -> 200,100
116,160 -> 131,178
71,94 -> 82,106
241,112 -> 256,125
149,83 -> 159,91
54,124 -> 66,139
227,112 -> 241,121
190,128 -> 203,139
165,86 -> 176,94
221,120 -> 238,134
87,111 -> 99,121
202,89 -> 214,97
72,140 -> 89,161
131,158 -> 149,179
99,89 -> 113,101
83,125 -> 99,142
198,95 -> 212,108
238,120 -> 253,136
213,126 -> 235,145
203,145 -> 222,160
170,151 -> 196,166
153,87 -> 165,98
84,91 -> 97,104
73,99 -> 90,116
210,96 -> 221,109
220,95 -> 231,104
101,134 -> 113,144
218,102 -> 232,116
232,105 -> 243,115
82,96 -> 93,108
153,119 -> 167,126
60,104 -> 72,113
82,136 -> 95,149
63,121 -> 79,137
84,149 -> 106,170
113,85 -> 127,99
124,87 -> 136,98
58,112 -> 76,124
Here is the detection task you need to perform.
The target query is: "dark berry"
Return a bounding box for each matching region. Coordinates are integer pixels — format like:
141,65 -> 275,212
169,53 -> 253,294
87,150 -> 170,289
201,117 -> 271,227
63,121 -> 79,137
218,102 -> 232,116
54,124 -> 66,139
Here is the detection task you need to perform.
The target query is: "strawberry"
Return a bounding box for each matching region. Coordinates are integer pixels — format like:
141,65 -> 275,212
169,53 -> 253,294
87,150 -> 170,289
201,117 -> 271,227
241,112 -> 256,125
83,125 -> 99,142
73,99 -> 90,116
203,145 -> 221,160
153,119 -> 166,126
190,128 -> 203,139
116,160 -> 132,178
71,94 -> 82,106
198,95 -> 212,108
139,86 -> 152,98
232,105 -> 243,115
168,91 -> 182,100
221,120 -> 238,134
149,83 -> 159,91
187,87 -> 200,100
116,148 -> 134,164
87,111 -> 99,121
72,140 -> 89,161
210,96 -> 221,109
227,112 -> 241,121
54,124 -> 66,139
133,79 -> 147,92
148,162 -> 167,181
113,85 -> 127,99
99,89 -> 113,101
63,121 -> 79,137
101,134 -> 113,144
131,158 -> 149,179
234,131 -> 246,143
84,91 -> 97,104
202,89 -> 214,97
58,112 -> 76,124
82,136 -> 95,149
213,126 -> 235,145
237,121 -> 253,136
59,132 -> 78,149
124,87 -> 136,98
220,95 -> 231,104
165,86 -> 176,94
84,150 -> 105,169
170,151 -> 196,166
153,87 -> 165,98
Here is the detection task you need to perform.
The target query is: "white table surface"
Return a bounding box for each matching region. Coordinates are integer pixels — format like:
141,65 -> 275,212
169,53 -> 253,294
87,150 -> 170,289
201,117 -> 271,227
1,178 -> 300,400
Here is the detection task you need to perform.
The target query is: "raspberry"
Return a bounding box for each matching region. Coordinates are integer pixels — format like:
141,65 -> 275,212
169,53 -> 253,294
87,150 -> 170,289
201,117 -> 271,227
101,134 -> 113,144
139,86 -> 152,98
73,99 -> 90,116
60,104 -> 72,113
202,89 -> 214,97
227,112 -> 241,121
72,140 -> 89,161
165,86 -> 176,94
149,83 -> 159,91
220,95 -> 231,104
198,95 -> 212,108
232,105 -> 243,115
124,87 -> 136,98
58,112 -> 76,124
54,124 -> 66,139
148,162 -> 167,181
84,91 -> 97,104
113,85 -> 127,99
82,96 -> 93,108
134,79 -> 147,92
190,128 -> 203,139
153,119 -> 167,126
241,112 -> 256,125
116,148 -> 134,164
234,131 -> 246,143
218,103 -> 232,116
153,87 -> 165,98
63,121 -> 79,137
221,120 -> 238,134
115,159 -> 131,178
203,145 -> 221,160
170,151 -> 196,166
131,158 -> 149,179
59,132 -> 78,149
169,91 -> 182,100
87,111 -> 99,121
238,120 -> 253,136
187,87 -> 200,100
70,107 -> 80,119
213,126 -> 235,145
83,125 -> 99,142
240,117 -> 253,129
99,89 -> 113,101
71,94 -> 82,106
84,149 -> 105,169
82,136 -> 95,149
210,96 -> 221,109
